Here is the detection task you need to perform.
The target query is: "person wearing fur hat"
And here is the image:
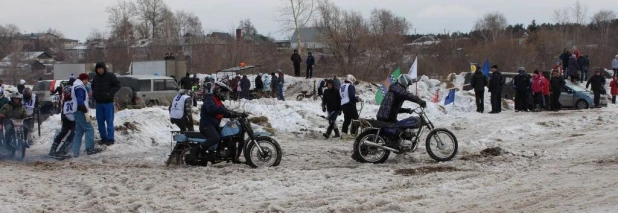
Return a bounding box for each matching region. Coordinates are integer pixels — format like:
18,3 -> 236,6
91,62 -> 120,146
488,65 -> 504,113
339,74 -> 359,139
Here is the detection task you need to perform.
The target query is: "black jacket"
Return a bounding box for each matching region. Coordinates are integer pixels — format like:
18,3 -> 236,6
271,75 -> 278,89
178,76 -> 193,90
577,56 -> 589,68
321,88 -> 341,112
550,76 -> 566,92
255,76 -> 264,89
17,84 -> 25,94
488,71 -> 505,93
513,74 -> 530,91
291,53 -> 302,64
586,75 -> 606,92
559,52 -> 570,66
241,77 -> 250,92
377,83 -> 423,122
470,71 -> 488,92
92,70 -> 120,104
306,55 -> 315,66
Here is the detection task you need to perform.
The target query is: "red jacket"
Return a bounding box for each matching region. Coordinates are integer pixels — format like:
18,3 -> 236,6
542,77 -> 550,95
531,76 -> 546,93
610,80 -> 618,95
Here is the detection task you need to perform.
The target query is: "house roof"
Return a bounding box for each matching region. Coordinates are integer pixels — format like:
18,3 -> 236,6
290,27 -> 323,43
209,32 -> 233,40
243,33 -> 270,43
1,51 -> 49,61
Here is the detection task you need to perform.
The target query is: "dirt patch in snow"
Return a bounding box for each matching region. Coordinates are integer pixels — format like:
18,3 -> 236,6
115,122 -> 139,135
394,166 -> 463,176
594,158 -> 618,165
461,147 -> 503,161
570,133 -> 585,137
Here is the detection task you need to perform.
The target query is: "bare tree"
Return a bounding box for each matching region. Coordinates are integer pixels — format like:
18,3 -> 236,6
591,9 -> 616,44
0,24 -> 21,58
473,12 -> 508,44
552,8 -> 570,45
238,18 -> 257,35
134,22 -> 151,39
106,0 -> 137,40
159,7 -> 179,40
176,11 -> 204,36
277,0 -> 317,54
136,0 -> 168,38
368,9 -> 410,74
571,0 -> 588,44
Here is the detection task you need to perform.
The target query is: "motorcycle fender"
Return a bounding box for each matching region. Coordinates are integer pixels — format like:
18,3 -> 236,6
253,131 -> 271,137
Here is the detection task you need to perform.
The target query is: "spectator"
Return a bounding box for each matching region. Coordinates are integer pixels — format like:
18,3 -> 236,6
255,73 -> 264,96
340,75 -> 359,139
531,70 -> 546,111
559,49 -> 571,77
321,80 -> 341,139
610,76 -> 618,104
578,54 -> 590,83
567,54 -> 580,83
17,79 -> 26,94
513,67 -> 530,112
488,65 -> 504,114
164,53 -> 171,60
240,75 -> 250,99
262,74 -> 271,97
586,69 -> 606,108
317,79 -> 326,97
291,50 -> 302,77
550,70 -> 566,111
306,52 -> 315,79
270,73 -> 278,98
543,73 -> 551,110
470,66 -> 487,113
178,73 -> 193,90
612,55 -> 618,77
91,62 -> 120,146
71,73 -> 103,157
332,75 -> 341,90
277,70 -> 285,101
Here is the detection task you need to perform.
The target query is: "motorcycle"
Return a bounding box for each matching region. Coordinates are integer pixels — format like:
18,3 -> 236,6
2,118 -> 30,160
166,111 -> 282,168
296,90 -> 321,101
352,107 -> 458,163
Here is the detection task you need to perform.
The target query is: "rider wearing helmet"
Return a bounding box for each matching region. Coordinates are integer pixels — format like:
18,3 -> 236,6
21,87 -> 38,144
0,93 -> 28,149
169,89 -> 194,133
49,82 -> 76,157
376,74 -> 426,123
194,82 -> 237,159
0,85 -> 9,110
340,74 -> 359,139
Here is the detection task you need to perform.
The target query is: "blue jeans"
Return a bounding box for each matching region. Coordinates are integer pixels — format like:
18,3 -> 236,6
96,103 -> 115,143
580,67 -> 588,83
72,111 -> 95,155
277,84 -> 284,101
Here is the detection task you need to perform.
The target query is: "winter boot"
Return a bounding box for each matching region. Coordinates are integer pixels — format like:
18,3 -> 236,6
57,141 -> 72,156
86,147 -> 103,155
49,143 -> 59,156
333,128 -> 341,138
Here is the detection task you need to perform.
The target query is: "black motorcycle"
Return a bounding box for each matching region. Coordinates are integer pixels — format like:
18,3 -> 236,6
166,111 -> 282,168
352,107 -> 458,163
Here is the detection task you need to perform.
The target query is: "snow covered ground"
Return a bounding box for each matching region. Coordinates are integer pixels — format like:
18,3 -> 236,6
1,75 -> 617,212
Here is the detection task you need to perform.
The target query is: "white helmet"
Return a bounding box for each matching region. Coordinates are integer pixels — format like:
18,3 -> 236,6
345,74 -> 356,83
397,74 -> 414,87
19,79 -> 26,85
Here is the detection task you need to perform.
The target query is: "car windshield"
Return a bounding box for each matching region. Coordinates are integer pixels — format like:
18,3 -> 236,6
566,83 -> 587,92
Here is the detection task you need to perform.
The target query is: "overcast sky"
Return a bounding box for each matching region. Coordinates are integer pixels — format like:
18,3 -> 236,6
1,0 -> 617,42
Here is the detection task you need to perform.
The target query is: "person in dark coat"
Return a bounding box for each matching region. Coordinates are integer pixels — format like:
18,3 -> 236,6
290,50 -> 302,77
91,62 -> 120,145
559,49 -> 571,78
340,75 -> 358,139
488,65 -> 504,113
469,66 -> 488,113
306,52 -> 315,79
586,69 -> 606,107
513,67 -> 530,112
567,54 -> 580,83
277,71 -> 285,101
178,73 -> 193,90
240,75 -> 250,99
255,74 -> 264,95
17,79 -> 26,94
321,80 -> 341,139
578,55 -> 590,83
332,75 -> 341,90
550,70 -> 566,111
270,73 -> 278,98
195,82 -> 237,161
317,79 -> 326,96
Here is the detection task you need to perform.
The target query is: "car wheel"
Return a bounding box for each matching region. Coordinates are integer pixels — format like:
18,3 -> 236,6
146,100 -> 156,107
576,99 -> 589,109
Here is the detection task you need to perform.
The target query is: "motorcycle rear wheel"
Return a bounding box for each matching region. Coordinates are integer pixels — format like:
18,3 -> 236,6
244,136 -> 282,168
352,129 -> 390,164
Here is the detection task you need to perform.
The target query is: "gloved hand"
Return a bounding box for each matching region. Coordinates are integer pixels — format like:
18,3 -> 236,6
322,106 -> 326,112
78,105 -> 88,113
419,100 -> 427,108
400,108 -> 412,114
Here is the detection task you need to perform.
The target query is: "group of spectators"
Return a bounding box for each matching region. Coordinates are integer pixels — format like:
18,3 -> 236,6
222,71 -> 285,101
290,49 -> 316,79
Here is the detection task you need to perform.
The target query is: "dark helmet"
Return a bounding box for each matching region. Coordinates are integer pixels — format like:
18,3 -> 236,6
63,85 -> 73,100
214,82 -> 231,101
23,88 -> 32,100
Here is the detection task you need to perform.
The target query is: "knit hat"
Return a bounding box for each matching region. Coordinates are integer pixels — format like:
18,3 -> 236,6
78,73 -> 90,80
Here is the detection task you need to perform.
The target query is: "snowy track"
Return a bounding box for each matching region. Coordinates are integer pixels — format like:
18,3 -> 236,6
2,107 -> 618,212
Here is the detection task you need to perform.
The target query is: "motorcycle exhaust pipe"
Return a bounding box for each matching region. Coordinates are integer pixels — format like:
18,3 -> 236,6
363,141 -> 399,153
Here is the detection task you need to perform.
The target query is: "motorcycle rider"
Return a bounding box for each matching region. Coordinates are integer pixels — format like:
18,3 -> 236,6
169,89 -> 194,133
193,82 -> 237,161
0,93 -> 28,149
21,88 -> 38,145
49,79 -> 76,157
377,74 -> 427,123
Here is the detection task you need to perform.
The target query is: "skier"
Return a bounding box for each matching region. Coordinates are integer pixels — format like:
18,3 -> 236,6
586,69 -> 606,108
70,73 -> 103,157
0,93 -> 28,150
321,80 -> 341,139
339,74 -> 359,139
49,78 -> 77,157
193,82 -> 237,160
169,89 -> 194,133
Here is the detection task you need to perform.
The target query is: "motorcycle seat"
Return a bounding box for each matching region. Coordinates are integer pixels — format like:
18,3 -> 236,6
184,131 -> 206,139
364,119 -> 397,128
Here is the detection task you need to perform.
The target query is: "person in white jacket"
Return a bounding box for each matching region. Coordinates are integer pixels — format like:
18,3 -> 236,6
612,55 -> 618,77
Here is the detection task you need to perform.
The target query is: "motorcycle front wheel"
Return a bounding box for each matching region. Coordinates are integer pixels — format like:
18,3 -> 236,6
11,138 -> 26,161
425,128 -> 458,162
296,94 -> 304,101
244,136 -> 282,168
